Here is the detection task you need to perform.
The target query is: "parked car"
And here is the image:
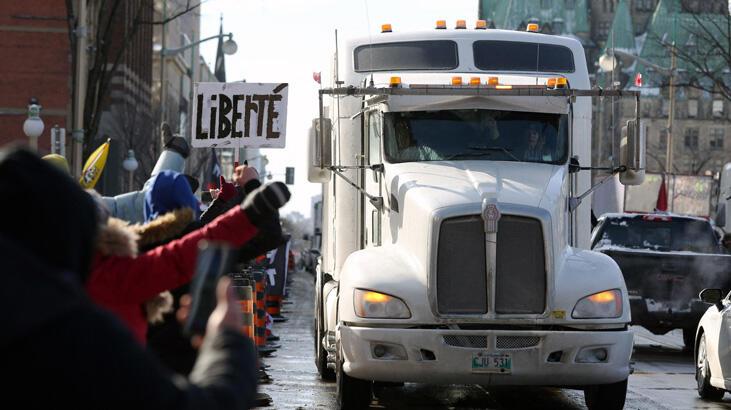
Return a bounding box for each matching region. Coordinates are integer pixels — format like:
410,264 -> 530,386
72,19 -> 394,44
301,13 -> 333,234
591,213 -> 731,349
695,288 -> 731,400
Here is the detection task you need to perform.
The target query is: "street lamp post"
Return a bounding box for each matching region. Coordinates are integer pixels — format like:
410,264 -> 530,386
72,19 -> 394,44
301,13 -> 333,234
122,149 -> 139,192
23,98 -> 44,151
157,31 -> 238,138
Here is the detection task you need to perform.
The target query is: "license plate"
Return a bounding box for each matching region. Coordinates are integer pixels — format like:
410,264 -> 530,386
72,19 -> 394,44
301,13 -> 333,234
471,352 -> 512,374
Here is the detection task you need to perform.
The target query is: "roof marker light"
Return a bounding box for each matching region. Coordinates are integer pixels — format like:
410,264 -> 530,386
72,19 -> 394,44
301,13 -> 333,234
547,78 -> 557,88
526,23 -> 540,32
556,77 -> 568,88
476,20 -> 487,30
495,85 -> 513,90
487,76 -> 499,86
456,19 -> 466,29
436,20 -> 447,29
469,77 -> 481,86
451,76 -> 463,86
389,76 -> 401,87
381,24 -> 392,33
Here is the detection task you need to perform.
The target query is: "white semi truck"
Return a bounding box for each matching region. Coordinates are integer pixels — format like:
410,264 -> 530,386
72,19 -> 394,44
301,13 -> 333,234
308,21 -> 646,410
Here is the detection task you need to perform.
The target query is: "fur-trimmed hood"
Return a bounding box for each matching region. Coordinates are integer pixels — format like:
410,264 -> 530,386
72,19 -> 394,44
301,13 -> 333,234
96,217 -> 139,257
132,207 -> 195,250
94,208 -> 195,257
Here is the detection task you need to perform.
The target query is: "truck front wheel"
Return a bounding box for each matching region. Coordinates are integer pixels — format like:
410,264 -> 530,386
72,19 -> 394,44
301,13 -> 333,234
336,342 -> 372,409
584,379 -> 627,410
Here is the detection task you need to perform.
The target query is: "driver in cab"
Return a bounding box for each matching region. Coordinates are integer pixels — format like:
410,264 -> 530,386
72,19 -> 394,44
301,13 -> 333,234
392,118 -> 442,161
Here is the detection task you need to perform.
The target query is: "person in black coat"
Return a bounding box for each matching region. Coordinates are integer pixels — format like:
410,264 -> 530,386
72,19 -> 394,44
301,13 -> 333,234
0,147 -> 288,409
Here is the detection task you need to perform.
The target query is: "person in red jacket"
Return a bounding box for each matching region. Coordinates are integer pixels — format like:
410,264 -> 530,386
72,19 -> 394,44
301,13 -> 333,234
86,181 -> 290,345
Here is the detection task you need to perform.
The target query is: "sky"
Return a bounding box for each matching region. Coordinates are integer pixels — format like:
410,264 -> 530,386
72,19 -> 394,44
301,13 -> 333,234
198,0 -> 478,217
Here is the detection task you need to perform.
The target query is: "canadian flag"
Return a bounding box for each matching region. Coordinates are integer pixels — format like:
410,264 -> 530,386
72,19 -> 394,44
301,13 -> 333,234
634,72 -> 643,87
313,71 -> 321,84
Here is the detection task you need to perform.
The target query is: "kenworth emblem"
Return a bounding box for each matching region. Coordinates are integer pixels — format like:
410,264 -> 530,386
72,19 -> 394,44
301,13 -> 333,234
482,198 -> 500,234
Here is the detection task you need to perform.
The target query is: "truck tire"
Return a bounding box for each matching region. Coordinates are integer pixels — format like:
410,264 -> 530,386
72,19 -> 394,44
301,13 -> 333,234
584,379 -> 627,410
696,333 -> 725,400
315,276 -> 335,381
336,343 -> 372,409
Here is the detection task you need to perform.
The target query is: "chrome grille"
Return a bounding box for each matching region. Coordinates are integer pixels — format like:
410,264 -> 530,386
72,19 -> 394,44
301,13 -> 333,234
495,216 -> 546,314
443,335 -> 488,348
496,336 -> 541,349
436,215 -> 487,314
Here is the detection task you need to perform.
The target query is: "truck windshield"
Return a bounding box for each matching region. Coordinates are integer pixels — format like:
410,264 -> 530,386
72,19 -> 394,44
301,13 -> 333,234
594,217 -> 720,253
382,109 -> 568,164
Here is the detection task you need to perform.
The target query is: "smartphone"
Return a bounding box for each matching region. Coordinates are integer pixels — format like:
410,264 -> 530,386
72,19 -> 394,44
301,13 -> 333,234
184,241 -> 235,337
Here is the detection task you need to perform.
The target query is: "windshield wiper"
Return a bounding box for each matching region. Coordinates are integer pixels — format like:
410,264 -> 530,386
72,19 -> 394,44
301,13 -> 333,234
468,145 -> 520,162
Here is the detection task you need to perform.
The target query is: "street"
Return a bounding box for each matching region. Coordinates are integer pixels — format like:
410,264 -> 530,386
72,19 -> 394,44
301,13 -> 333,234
257,271 -> 731,410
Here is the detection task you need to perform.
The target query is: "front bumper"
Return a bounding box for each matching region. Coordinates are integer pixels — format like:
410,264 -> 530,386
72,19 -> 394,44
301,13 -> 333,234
340,325 -> 633,386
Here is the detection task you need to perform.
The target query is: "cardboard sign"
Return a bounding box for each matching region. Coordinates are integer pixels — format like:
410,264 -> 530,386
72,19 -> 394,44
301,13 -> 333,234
191,82 -> 288,148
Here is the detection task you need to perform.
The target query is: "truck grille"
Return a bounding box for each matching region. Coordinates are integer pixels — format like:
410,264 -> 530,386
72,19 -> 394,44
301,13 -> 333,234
496,336 -> 541,349
436,215 -> 487,314
443,335 -> 488,348
436,214 -> 546,315
495,216 -> 546,314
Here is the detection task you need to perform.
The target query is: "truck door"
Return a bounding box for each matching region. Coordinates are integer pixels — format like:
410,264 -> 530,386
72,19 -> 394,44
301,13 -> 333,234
363,111 -> 383,248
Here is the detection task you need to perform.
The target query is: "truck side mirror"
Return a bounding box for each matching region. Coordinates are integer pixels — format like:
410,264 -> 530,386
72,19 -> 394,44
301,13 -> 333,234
619,120 -> 645,186
308,118 -> 332,183
700,288 -> 724,310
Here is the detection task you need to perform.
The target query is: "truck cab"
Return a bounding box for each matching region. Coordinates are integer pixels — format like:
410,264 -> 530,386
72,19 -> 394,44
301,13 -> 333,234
309,22 -> 645,410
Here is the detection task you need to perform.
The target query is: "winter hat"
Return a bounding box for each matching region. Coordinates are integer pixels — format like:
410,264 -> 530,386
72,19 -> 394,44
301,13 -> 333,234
0,146 -> 97,283
42,154 -> 71,175
144,170 -> 200,222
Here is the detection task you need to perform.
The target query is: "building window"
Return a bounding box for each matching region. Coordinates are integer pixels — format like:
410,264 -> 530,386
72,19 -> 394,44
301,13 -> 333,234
658,129 -> 667,150
688,99 -> 698,118
684,128 -> 699,150
713,100 -> 724,117
710,128 -> 725,150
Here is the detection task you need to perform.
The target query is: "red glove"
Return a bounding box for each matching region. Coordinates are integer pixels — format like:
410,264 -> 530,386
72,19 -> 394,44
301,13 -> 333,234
218,176 -> 237,202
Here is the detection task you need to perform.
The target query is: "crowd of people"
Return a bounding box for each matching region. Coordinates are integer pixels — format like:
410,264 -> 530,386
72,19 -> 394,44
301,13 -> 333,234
1,134 -> 291,409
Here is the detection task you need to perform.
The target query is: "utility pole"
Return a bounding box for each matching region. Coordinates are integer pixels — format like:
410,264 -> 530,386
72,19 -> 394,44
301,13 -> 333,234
72,0 -> 88,178
665,46 -> 676,175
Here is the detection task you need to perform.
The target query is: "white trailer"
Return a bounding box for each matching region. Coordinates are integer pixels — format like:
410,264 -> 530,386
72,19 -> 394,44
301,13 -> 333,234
308,23 -> 646,410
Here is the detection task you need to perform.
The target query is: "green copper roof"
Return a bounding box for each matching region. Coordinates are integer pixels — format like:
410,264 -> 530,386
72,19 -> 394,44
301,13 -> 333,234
633,0 -> 728,90
604,0 -> 635,52
479,0 -> 590,35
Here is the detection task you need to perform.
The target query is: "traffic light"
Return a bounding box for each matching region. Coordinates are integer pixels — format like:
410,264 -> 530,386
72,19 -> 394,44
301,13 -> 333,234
285,167 -> 295,185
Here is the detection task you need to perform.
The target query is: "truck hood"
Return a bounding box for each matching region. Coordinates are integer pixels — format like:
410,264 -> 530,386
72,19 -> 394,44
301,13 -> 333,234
386,160 -> 564,213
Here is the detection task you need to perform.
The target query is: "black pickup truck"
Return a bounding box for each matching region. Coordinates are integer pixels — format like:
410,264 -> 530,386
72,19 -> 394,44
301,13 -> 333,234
591,213 -> 731,349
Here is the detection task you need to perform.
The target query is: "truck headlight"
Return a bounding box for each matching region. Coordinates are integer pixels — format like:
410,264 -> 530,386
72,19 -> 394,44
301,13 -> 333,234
572,289 -> 622,319
354,289 -> 411,319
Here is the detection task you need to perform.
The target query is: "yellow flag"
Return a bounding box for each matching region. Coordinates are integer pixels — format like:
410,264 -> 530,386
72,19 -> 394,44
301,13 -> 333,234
79,139 -> 110,189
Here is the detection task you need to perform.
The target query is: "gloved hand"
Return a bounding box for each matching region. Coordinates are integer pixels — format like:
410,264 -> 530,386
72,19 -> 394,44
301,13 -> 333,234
218,176 -> 237,202
241,182 -> 290,226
